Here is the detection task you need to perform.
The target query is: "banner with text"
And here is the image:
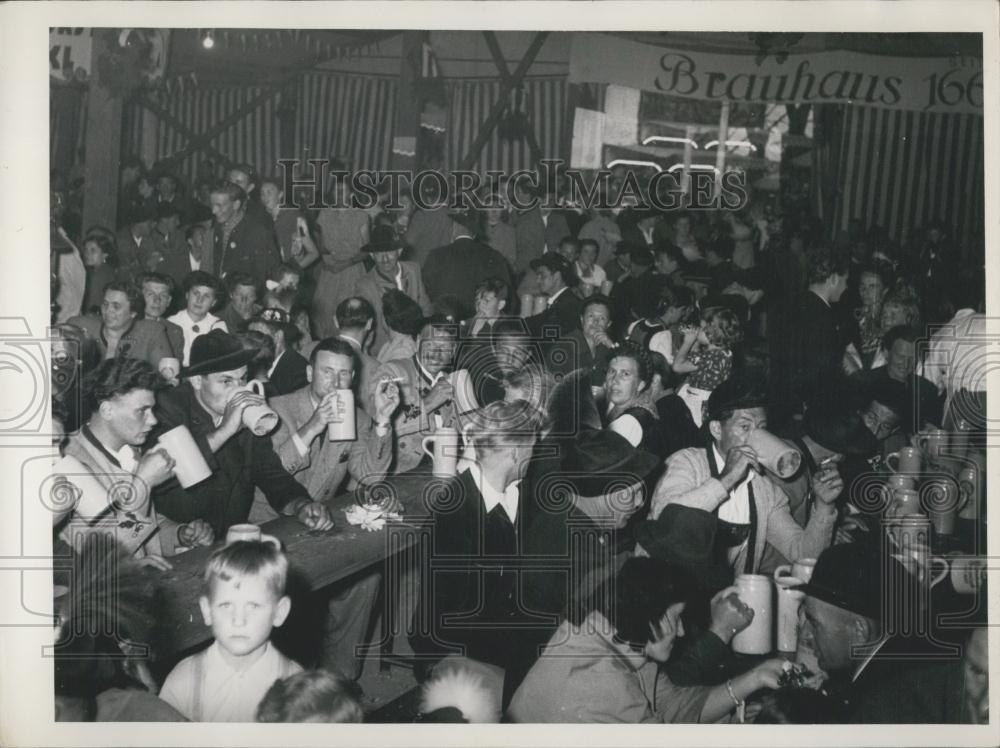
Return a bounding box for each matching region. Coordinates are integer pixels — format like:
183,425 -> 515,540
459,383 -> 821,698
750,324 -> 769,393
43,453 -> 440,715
50,28 -> 92,83
569,33 -> 983,115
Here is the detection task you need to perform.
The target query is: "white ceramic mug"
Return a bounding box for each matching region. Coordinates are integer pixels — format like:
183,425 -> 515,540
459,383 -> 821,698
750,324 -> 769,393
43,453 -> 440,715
232,379 -> 279,436
422,427 -> 461,478
774,558 -> 816,584
450,369 -> 478,415
533,295 -> 549,316
156,425 -> 211,488
159,357 -> 181,381
886,446 -> 922,475
958,467 -> 980,521
914,429 -> 948,460
326,389 -> 357,441
775,577 -> 805,653
925,478 -> 969,536
746,429 -> 802,479
889,487 -> 923,518
225,523 -> 281,549
732,574 -> 773,655
930,554 -> 987,595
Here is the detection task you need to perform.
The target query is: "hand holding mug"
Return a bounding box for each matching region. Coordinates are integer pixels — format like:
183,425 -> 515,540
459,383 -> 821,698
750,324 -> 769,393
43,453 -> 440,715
747,658 -> 788,692
177,519 -> 215,548
221,388 -> 265,435
318,392 -> 347,425
719,445 -> 759,492
709,587 -> 754,643
136,448 -> 176,488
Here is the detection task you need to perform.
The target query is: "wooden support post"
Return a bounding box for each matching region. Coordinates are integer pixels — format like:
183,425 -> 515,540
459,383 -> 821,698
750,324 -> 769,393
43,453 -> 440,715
391,31 -> 425,172
681,125 -> 695,205
482,31 -> 543,168
82,29 -> 123,231
714,100 -> 730,200
136,95 -> 234,169
458,32 -> 549,171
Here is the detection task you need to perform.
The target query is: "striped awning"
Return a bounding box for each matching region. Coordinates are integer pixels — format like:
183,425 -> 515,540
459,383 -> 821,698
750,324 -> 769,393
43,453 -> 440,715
830,105 -> 984,257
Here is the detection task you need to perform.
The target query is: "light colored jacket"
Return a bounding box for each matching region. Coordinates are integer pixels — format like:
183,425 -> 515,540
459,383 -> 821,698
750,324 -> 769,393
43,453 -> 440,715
269,385 -> 392,501
647,446 -> 835,574
55,430 -> 180,557
508,612 -> 711,723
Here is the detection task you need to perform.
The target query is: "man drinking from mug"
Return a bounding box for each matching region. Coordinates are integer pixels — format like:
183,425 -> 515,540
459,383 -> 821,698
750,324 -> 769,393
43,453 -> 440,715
53,357 -> 213,568
150,329 -> 333,536
636,374 -> 839,589
269,336 -> 400,681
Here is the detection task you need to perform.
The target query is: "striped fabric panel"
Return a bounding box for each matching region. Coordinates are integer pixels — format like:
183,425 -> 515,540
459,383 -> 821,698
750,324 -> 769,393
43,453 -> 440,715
446,77 -> 566,175
832,105 -> 984,258
296,72 -> 397,172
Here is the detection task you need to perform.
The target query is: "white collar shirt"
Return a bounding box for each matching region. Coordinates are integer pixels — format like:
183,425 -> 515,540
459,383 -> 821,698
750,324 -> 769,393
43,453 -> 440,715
712,444 -> 753,525
468,464 -> 521,523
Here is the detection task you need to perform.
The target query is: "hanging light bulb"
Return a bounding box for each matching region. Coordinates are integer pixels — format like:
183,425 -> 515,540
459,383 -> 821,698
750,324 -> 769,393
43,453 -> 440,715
202,30 -> 215,50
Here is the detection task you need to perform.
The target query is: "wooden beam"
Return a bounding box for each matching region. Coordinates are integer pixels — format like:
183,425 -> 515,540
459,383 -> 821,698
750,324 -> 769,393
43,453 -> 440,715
458,31 -> 549,171
82,29 -> 123,231
135,95 -> 233,169
391,31 -> 425,171
481,31 -> 543,167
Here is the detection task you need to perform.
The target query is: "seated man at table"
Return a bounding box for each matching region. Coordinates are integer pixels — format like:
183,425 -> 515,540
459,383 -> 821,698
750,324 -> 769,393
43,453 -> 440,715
409,401 -> 538,714
53,357 -> 213,567
797,542 -> 964,723
635,374 -> 840,590
370,316 -> 460,474
150,329 -> 334,537
269,336 -> 400,680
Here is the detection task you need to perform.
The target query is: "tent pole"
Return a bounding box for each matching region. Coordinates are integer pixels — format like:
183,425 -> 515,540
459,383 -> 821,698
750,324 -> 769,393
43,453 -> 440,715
82,28 -> 123,231
681,125 -> 694,206
714,100 -> 730,200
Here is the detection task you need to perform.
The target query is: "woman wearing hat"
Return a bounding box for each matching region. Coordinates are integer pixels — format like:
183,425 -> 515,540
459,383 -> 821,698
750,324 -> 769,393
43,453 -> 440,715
355,224 -> 430,357
509,557 -> 786,723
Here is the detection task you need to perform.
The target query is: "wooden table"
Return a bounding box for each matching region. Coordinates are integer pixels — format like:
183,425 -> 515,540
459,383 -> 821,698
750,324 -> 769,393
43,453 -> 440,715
153,472 -> 436,659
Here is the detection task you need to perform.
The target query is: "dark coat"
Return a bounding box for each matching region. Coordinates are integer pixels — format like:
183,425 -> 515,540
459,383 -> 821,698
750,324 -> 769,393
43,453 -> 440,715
526,287 -> 582,339
266,348 -> 309,397
149,381 -> 309,535
409,469 -> 530,669
562,328 -> 614,383
513,208 -> 571,275
213,214 -> 281,285
421,237 -> 513,317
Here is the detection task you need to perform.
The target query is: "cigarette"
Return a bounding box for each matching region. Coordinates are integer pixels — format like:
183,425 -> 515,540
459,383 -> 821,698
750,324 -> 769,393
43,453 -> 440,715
382,377 -> 405,383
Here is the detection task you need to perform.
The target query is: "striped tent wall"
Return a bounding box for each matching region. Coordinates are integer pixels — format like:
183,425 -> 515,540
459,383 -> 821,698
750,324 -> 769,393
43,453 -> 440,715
295,72 -> 397,172
832,105 -> 984,257
446,77 -> 567,174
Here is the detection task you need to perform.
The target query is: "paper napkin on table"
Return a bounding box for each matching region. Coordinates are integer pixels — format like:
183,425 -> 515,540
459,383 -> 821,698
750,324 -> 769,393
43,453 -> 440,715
344,504 -> 401,532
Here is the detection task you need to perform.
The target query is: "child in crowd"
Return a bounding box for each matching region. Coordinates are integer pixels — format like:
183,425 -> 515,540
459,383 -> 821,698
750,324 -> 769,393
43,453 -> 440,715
256,670 -> 364,723
672,306 -> 743,426
159,541 -> 302,722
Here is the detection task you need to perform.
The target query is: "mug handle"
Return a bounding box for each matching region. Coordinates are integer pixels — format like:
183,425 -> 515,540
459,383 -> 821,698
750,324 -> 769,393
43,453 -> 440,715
260,534 -> 282,551
958,478 -> 975,509
929,556 -> 948,588
885,452 -> 899,473
246,379 -> 265,397
773,564 -> 792,582
422,435 -> 436,460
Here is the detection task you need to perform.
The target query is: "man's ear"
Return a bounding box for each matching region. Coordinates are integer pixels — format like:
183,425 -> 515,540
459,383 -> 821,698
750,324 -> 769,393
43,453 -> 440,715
98,400 -> 115,422
199,596 -> 212,626
364,318 -> 374,333
498,299 -> 507,313
851,614 -> 875,649
273,595 -> 292,628
306,364 -> 313,384
190,375 -> 203,392
708,420 -> 723,442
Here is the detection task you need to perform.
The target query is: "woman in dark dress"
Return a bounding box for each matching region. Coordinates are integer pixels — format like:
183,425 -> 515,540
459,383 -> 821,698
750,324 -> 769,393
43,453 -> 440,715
603,342 -> 667,458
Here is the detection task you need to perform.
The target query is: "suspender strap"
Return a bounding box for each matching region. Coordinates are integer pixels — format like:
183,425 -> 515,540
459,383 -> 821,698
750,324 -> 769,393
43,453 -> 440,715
706,444 -> 759,575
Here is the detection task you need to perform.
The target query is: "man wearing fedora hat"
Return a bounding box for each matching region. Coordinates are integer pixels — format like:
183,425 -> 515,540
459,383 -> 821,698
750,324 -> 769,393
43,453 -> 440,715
149,329 -> 333,536
356,224 -> 430,357
421,210 -> 513,321
636,374 -> 839,589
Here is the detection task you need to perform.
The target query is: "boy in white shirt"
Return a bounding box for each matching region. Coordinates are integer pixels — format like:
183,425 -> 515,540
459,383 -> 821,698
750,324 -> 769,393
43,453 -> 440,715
159,540 -> 302,721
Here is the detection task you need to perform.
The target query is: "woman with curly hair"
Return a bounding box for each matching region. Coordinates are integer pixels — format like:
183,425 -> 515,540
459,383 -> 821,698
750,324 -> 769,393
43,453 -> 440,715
673,306 -> 744,426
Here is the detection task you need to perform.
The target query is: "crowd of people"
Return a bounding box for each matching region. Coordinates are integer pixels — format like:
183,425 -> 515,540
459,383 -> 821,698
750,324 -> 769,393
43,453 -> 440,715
48,154 -> 988,725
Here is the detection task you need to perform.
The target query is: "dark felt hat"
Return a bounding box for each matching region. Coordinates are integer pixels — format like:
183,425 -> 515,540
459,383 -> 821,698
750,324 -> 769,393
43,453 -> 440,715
559,429 -> 661,497
181,329 -> 257,377
530,252 -> 578,287
361,224 -> 405,253
804,400 -> 879,457
155,201 -> 181,220
449,208 -> 484,235
705,374 -> 770,422
793,542 -> 910,621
